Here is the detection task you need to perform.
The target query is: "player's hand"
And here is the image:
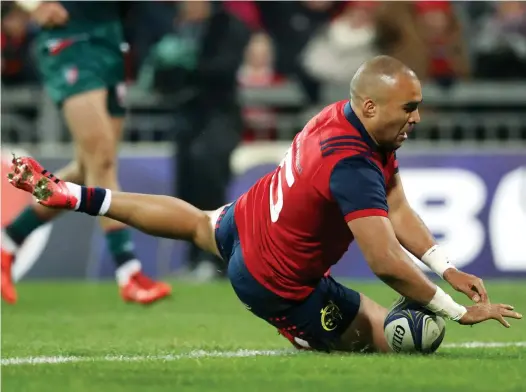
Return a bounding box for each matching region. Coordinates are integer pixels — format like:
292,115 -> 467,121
30,2 -> 69,27
7,155 -> 78,210
443,268 -> 488,303
459,303 -> 522,328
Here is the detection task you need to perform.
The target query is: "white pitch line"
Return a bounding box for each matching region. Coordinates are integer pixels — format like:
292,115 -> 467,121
2,342 -> 525,366
0,349 -> 295,366
443,341 -> 526,349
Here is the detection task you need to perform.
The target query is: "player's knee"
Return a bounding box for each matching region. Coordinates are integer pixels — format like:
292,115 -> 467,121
82,142 -> 117,176
64,89 -> 116,170
338,295 -> 389,353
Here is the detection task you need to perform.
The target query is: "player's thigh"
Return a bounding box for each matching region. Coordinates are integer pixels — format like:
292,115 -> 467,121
62,89 -> 115,158
336,293 -> 391,353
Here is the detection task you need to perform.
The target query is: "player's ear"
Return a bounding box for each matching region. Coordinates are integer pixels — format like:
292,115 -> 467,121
363,99 -> 376,119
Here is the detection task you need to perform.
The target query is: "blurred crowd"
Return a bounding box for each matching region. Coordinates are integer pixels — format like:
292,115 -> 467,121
3,1 -> 526,140
3,1 -> 526,85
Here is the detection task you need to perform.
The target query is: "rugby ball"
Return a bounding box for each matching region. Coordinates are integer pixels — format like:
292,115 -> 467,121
384,296 -> 446,354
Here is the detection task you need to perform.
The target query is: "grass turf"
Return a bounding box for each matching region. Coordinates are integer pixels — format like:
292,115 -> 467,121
2,280 -> 525,392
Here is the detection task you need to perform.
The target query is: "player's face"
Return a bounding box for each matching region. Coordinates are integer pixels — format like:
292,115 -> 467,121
376,76 -> 422,151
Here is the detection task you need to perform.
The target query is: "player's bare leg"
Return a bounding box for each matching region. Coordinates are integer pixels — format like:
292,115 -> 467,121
61,89 -> 171,304
1,91 -> 172,305
103,191 -> 220,258
6,156 -> 221,269
336,294 -> 391,353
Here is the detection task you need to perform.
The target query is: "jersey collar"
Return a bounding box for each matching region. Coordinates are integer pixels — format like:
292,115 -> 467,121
343,101 -> 378,151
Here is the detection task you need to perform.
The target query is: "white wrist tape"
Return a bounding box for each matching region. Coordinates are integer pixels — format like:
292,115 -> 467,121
422,245 -> 456,278
16,1 -> 42,12
426,286 -> 467,322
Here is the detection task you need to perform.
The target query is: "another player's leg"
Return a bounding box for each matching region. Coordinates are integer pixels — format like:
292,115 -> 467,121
62,89 -> 171,304
1,159 -> 84,304
107,108 -> 172,301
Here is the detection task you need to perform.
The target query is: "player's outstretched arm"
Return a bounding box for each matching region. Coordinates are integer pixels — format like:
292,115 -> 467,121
349,215 -> 438,304
7,156 -> 219,257
387,172 -> 488,303
330,156 -> 521,327
349,216 -> 522,327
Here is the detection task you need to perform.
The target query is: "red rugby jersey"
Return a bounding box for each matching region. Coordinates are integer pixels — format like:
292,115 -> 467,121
234,100 -> 398,300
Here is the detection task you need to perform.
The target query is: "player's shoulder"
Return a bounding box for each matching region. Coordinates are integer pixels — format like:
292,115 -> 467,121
317,102 -> 371,164
301,100 -> 364,156
300,100 -> 346,132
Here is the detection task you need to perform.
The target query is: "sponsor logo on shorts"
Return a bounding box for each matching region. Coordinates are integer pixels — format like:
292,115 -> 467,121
320,301 -> 343,331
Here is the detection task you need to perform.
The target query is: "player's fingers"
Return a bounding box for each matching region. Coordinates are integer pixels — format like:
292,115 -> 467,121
470,291 -> 480,303
476,279 -> 489,303
499,308 -> 523,320
494,314 -> 510,328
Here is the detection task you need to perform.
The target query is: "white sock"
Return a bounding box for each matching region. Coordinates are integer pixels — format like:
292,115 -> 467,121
1,229 -> 19,254
115,259 -> 141,286
65,182 -> 82,210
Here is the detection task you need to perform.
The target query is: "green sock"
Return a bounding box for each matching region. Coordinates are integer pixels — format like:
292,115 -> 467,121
5,207 -> 48,246
105,228 -> 137,267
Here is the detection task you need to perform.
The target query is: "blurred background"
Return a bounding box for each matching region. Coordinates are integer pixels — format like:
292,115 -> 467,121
1,0 -> 525,283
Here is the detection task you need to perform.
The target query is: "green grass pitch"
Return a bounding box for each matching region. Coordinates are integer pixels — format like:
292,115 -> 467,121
2,280 -> 525,392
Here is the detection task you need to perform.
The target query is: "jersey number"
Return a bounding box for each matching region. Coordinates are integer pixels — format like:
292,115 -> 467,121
270,147 -> 295,222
